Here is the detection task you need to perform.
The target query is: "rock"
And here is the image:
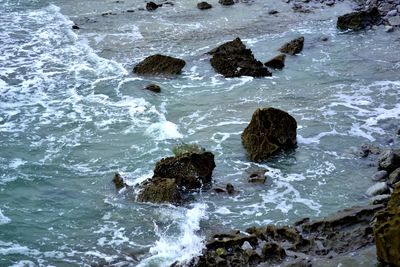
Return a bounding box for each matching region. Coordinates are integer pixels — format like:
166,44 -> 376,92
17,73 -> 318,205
372,170 -> 388,181
268,10 -> 279,15
388,15 -> 400,26
374,184 -> 400,267
219,0 -> 234,6
72,24 -> 80,30
197,1 -> 212,9
112,173 -> 126,189
213,187 -> 226,193
262,242 -> 286,262
370,194 -> 392,205
145,84 -> 161,93
136,177 -> 181,204
387,9 -> 398,16
242,241 -> 253,250
320,36 -> 329,42
264,54 -> 286,69
279,37 -> 304,55
385,25 -> 394,32
153,151 -> 216,190
248,169 -> 267,183
226,183 -> 235,194
366,182 -> 390,196
359,144 -> 381,157
337,7 -> 381,31
208,38 -> 271,78
133,54 -> 186,76
389,167 -> 400,185
146,2 -> 160,11
378,149 -> 400,173
241,108 -> 297,162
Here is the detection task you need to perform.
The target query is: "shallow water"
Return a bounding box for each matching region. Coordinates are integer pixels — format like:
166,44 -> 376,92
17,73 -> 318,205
0,0 -> 400,266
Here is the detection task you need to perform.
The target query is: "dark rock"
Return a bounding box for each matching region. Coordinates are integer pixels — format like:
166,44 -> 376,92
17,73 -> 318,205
136,177 -> 181,204
248,169 -> 267,183
213,187 -> 226,193
226,183 -> 235,194
389,167 -> 400,185
102,12 -> 117,16
126,9 -> 135,12
279,37 -> 304,55
146,2 -> 160,11
372,170 -> 388,181
268,10 -> 279,15
133,54 -> 186,76
378,149 -> 400,173
370,194 -> 391,205
219,0 -> 234,6
153,151 -> 215,190
359,144 -> 381,157
374,184 -> 400,267
337,7 -> 381,31
262,242 -> 286,262
145,84 -> 161,93
320,36 -> 329,42
264,54 -> 286,69
208,38 -> 271,78
241,108 -> 297,162
72,24 -> 80,30
112,173 -> 126,189
197,1 -> 212,9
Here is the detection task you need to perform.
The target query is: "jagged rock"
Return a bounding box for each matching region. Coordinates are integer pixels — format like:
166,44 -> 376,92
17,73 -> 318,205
279,37 -> 304,55
153,151 -> 215,190
226,183 -> 235,194
112,173 -> 126,189
262,242 -> 286,262
366,182 -> 390,196
197,1 -> 212,9
219,0 -> 234,6
378,149 -> 400,173
208,38 -> 271,78
133,54 -> 186,75
337,7 -> 381,31
372,170 -> 388,181
136,177 -> 182,204
241,108 -> 297,162
145,84 -> 161,93
146,2 -> 160,11
389,167 -> 400,185
264,54 -> 286,69
248,169 -> 267,183
359,144 -> 381,157
374,184 -> 400,267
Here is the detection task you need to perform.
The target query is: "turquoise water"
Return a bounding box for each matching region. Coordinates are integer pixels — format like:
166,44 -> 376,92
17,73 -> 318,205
0,0 -> 400,266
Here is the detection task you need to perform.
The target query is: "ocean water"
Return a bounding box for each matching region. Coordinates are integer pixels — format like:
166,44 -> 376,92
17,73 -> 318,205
1,0 -> 400,266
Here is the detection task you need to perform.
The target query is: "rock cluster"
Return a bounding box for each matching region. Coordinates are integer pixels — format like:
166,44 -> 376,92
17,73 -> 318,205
241,108 -> 297,162
337,7 -> 381,31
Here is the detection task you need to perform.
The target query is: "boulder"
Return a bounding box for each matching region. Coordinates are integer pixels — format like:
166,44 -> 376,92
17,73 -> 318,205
279,37 -> 304,55
153,151 -> 216,190
389,167 -> 400,185
112,173 -> 126,189
219,0 -> 234,6
136,177 -> 182,204
366,182 -> 390,196
248,169 -> 267,183
264,54 -> 286,69
146,2 -> 160,11
378,149 -> 400,173
145,84 -> 161,93
133,54 -> 186,76
241,108 -> 297,162
197,1 -> 212,9
374,184 -> 400,267
372,170 -> 388,181
337,7 -> 381,31
208,38 -> 271,78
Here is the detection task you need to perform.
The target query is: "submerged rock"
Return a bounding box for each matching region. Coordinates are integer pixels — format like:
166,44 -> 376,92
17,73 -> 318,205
146,1 -> 160,11
248,169 -> 267,183
264,54 -> 286,69
337,7 -> 381,31
197,1 -> 212,10
145,84 -> 161,93
374,184 -> 400,267
219,0 -> 234,6
133,54 -> 186,76
241,108 -> 297,162
208,38 -> 271,78
136,177 -> 182,204
279,37 -> 304,55
112,173 -> 126,189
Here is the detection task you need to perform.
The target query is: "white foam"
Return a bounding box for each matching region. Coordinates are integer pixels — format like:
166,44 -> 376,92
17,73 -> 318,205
145,121 -> 183,140
215,207 -> 232,215
0,209 -> 11,225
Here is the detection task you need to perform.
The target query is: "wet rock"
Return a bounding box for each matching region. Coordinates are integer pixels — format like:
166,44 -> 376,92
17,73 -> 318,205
248,169 -> 267,183
72,24 -> 80,30
226,183 -> 235,194
320,36 -> 329,42
374,184 -> 400,267
136,177 -> 182,204
337,7 -> 381,31
378,149 -> 400,173
268,10 -> 279,15
133,54 -> 186,76
145,84 -> 161,93
389,167 -> 400,185
153,151 -> 215,190
241,108 -> 297,162
359,144 -> 381,157
279,37 -> 304,55
208,38 -> 271,78
219,0 -> 234,6
366,182 -> 390,196
389,15 -> 400,26
372,170 -> 388,181
370,194 -> 392,205
112,173 -> 126,189
264,54 -> 286,69
262,242 -> 286,262
197,1 -> 212,9
146,2 -> 160,11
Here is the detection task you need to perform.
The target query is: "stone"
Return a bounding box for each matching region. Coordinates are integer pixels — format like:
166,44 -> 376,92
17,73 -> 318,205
226,183 -> 235,194
197,1 -> 212,9
145,84 -> 161,93
219,0 -> 234,5
365,182 -> 389,196
337,7 -> 381,31
241,108 -> 297,162
374,184 -> 400,267
248,169 -> 267,183
136,177 -> 181,204
385,25 -> 394,32
388,15 -> 400,26
387,9 -> 398,16
262,242 -> 286,262
279,37 -> 304,55
208,38 -> 271,78
112,173 -> 126,189
320,36 -> 329,41
72,24 -> 80,30
133,54 -> 186,76
389,168 -> 400,185
378,149 -> 400,173
268,10 -> 279,15
153,151 -> 216,190
146,2 -> 160,11
370,194 -> 392,205
264,54 -> 286,69
241,241 -> 253,250
372,170 -> 388,181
